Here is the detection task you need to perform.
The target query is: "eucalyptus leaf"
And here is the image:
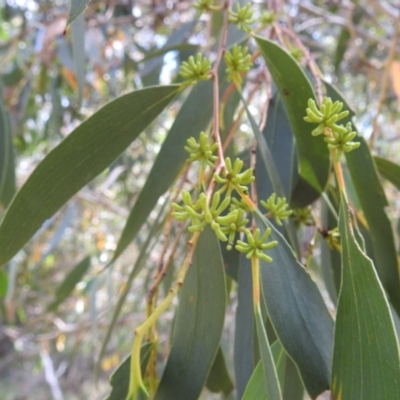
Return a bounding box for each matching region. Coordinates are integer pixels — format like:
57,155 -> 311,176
154,226 -> 226,400
0,85 -> 179,266
332,197 -> 400,399
256,212 -> 334,398
67,0 -> 88,26
48,256 -> 91,311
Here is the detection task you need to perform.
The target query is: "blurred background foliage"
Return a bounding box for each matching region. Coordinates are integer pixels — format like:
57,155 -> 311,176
0,0 -> 399,399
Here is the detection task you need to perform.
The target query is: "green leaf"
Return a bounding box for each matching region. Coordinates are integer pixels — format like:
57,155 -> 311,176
48,256 -> 91,311
0,85 -> 179,266
140,44 -> 198,63
283,357 -> 304,400
67,0 -> 88,26
105,343 -> 153,400
109,81 -> 215,265
154,226 -> 226,400
0,269 -> 7,298
205,346 -> 234,395
345,138 -> 400,316
254,309 -> 283,400
334,29 -> 350,72
234,256 -> 256,399
271,341 -> 286,389
374,156 -> 400,191
256,212 -> 334,398
255,36 -> 330,207
332,197 -> 400,400
71,14 -> 85,107
242,341 -> 286,400
0,98 -> 15,208
242,361 -> 267,400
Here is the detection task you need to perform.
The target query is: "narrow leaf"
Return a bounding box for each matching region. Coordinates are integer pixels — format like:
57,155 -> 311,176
242,361 -> 267,400
0,85 -> 179,266
332,198 -> 400,399
255,36 -> 330,207
234,256 -> 256,399
271,341 -> 286,389
374,156 -> 400,191
283,357 -> 304,400
154,226 -> 226,400
345,138 -> 400,316
67,0 -> 88,26
242,341 -> 286,400
256,212 -> 334,398
48,256 -> 91,311
254,308 -> 283,400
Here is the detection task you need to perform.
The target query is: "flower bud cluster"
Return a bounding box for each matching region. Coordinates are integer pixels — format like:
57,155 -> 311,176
224,45 -> 253,88
193,0 -> 217,12
179,53 -> 212,86
260,193 -> 292,226
184,132 -> 218,169
304,97 -> 360,161
324,122 -> 360,162
292,207 -> 314,227
172,133 -> 279,262
325,227 -> 341,252
214,157 -> 254,196
228,3 -> 255,33
172,191 -> 240,243
236,228 -> 278,263
260,10 -> 276,26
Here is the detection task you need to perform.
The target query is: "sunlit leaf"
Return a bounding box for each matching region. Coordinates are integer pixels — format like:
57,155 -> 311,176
0,85 -> 179,266
332,198 -> 400,399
